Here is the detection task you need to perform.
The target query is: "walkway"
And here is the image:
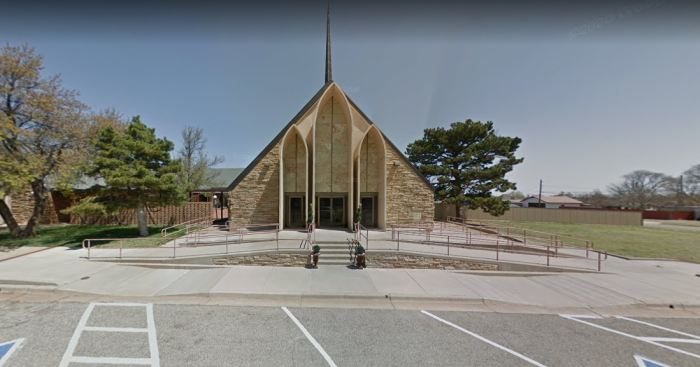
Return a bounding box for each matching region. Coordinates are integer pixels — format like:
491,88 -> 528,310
0,242 -> 699,312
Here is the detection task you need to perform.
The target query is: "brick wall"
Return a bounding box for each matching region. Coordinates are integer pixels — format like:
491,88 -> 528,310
228,143 -> 281,224
385,145 -> 434,224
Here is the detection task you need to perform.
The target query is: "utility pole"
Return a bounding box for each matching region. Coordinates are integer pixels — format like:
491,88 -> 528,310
538,180 -> 543,207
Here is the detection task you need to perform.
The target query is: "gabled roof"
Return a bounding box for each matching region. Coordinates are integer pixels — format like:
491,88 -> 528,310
521,195 -> 584,204
227,82 -> 434,191
203,168 -> 245,190
227,82 -> 332,191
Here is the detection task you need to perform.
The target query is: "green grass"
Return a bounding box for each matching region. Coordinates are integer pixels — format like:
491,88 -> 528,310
656,220 -> 700,228
493,221 -> 700,263
0,224 -> 190,249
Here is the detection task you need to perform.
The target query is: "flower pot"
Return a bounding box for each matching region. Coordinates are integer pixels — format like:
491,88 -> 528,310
312,253 -> 320,269
356,253 -> 366,270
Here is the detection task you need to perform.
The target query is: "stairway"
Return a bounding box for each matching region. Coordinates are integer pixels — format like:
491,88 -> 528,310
313,240 -> 356,266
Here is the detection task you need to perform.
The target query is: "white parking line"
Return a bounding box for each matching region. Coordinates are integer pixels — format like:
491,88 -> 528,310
616,316 -> 700,340
421,310 -> 549,367
0,338 -> 25,367
281,307 -> 337,367
561,314 -> 700,360
59,302 -> 160,367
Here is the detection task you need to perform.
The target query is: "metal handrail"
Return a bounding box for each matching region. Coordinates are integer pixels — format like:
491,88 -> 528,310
443,216 -> 594,251
391,226 -> 607,271
81,222 -> 312,260
161,216 -> 213,238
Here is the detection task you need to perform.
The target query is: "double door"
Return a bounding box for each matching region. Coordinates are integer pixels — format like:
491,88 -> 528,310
317,196 -> 345,227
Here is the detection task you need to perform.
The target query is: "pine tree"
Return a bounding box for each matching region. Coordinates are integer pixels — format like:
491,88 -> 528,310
406,120 -> 523,217
71,116 -> 187,236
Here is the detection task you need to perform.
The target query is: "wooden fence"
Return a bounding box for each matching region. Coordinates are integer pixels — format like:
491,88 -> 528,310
435,204 -> 642,226
69,202 -> 213,226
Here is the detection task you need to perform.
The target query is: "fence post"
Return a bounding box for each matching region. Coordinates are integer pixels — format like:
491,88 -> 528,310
87,240 -> 91,259
586,241 -> 590,258
598,252 -> 601,272
547,246 -> 550,266
524,230 -> 527,245
397,232 -> 400,251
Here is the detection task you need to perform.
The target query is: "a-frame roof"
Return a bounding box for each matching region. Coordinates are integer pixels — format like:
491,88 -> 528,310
227,82 -> 433,191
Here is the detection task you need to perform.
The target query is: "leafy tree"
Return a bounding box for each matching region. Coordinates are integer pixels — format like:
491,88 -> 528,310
69,117 -> 187,236
406,120 -> 523,217
608,170 -> 671,209
176,125 -> 225,191
0,44 -> 93,238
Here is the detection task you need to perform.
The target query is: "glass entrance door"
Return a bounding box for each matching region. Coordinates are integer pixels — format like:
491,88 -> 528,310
318,197 -> 332,227
288,197 -> 304,227
317,196 -> 345,227
360,197 -> 375,227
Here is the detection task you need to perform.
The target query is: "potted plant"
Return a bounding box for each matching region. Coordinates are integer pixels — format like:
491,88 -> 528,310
354,204 -> 362,224
355,244 -> 366,270
307,204 -> 314,227
312,245 -> 321,269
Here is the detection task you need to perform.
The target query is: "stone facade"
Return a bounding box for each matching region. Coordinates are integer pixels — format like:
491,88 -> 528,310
229,143 -> 281,224
227,83 -> 435,229
367,253 -> 498,271
385,144 -> 434,224
212,253 -> 309,266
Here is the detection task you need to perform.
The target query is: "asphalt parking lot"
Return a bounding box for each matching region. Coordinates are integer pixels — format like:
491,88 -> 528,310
0,300 -> 699,366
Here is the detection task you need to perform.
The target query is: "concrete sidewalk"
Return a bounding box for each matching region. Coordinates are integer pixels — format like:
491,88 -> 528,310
1,245 -> 699,314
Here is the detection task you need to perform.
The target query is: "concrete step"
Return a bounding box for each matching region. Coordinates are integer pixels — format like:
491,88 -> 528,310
315,258 -> 354,266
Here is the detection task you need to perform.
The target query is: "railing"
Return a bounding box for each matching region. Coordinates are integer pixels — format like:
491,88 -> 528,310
389,223 -> 607,271
160,216 -> 212,239
302,222 -> 316,250
82,221 -> 318,260
353,222 -> 370,250
443,216 -> 595,255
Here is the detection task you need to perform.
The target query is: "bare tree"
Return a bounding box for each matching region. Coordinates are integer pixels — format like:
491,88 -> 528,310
608,170 -> 672,209
683,164 -> 700,204
176,126 -> 225,191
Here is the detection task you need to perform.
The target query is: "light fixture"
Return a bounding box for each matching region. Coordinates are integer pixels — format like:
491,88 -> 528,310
393,162 -> 400,166
264,162 -> 271,167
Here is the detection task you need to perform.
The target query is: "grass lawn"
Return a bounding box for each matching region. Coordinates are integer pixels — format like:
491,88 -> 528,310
493,221 -> 700,263
655,220 -> 700,228
0,224 -> 190,249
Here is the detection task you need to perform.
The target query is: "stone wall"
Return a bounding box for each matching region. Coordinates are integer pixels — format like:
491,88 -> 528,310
229,143 -> 281,224
210,251 -> 496,271
212,253 -> 309,266
367,253 -> 498,270
385,145 -> 435,224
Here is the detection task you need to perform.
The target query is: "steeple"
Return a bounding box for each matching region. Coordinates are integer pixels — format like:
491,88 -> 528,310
325,0 -> 332,84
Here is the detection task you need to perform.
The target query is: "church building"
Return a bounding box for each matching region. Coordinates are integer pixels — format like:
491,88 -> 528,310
227,6 -> 434,230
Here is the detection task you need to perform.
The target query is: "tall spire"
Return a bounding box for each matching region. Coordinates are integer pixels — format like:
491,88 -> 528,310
325,0 -> 332,84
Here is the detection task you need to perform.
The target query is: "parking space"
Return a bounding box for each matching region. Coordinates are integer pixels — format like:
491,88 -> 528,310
1,300 -> 699,366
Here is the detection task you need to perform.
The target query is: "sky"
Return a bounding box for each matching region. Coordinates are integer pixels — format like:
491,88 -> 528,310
2,0 -> 699,196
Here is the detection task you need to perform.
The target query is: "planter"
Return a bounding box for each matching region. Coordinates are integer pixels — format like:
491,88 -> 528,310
356,253 -> 366,270
312,253 -> 320,269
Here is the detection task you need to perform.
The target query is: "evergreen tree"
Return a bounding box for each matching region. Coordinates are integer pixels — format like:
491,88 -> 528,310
71,117 -> 187,236
406,120 -> 523,217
